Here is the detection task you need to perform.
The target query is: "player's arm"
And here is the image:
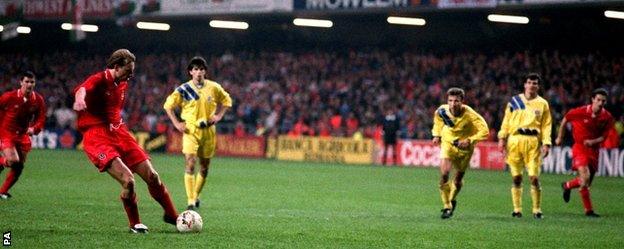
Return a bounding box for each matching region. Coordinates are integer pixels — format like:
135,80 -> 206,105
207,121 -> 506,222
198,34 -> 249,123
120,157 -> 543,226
28,96 -> 47,135
431,108 -> 443,145
163,91 -> 185,133
540,103 -> 553,157
468,110 -> 489,145
555,117 -> 568,146
587,115 -> 616,147
208,86 -> 233,126
73,75 -> 104,111
497,103 -> 512,151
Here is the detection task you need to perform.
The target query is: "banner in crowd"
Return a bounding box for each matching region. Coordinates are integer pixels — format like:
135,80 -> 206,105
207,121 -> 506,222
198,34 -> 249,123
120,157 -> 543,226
437,0 -> 496,8
497,0 -> 619,5
21,0 -> 113,19
275,136 -> 374,164
294,0 -> 411,10
158,0 -> 292,15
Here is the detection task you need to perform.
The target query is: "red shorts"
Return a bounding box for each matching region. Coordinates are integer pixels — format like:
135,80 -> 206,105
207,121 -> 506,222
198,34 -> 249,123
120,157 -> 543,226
572,146 -> 599,171
0,134 -> 32,162
81,125 -> 149,172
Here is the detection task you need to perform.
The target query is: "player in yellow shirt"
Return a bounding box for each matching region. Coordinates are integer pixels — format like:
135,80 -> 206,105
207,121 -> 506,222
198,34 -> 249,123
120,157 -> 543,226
164,56 -> 232,210
498,73 -> 552,219
432,88 -> 489,219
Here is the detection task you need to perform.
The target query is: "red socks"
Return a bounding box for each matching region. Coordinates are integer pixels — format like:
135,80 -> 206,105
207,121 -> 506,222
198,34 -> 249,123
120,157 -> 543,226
579,187 -> 594,212
0,164 -> 23,194
148,183 -> 178,219
121,193 -> 141,227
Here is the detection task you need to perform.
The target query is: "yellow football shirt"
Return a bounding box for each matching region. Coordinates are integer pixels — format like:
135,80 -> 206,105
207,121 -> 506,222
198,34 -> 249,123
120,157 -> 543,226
432,104 -> 489,145
497,94 -> 552,146
163,79 -> 232,127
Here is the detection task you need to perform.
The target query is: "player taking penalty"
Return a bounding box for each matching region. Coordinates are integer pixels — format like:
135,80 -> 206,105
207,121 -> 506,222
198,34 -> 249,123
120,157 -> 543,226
164,56 -> 232,210
555,88 -> 615,217
0,71 -> 46,200
432,88 -> 489,219
73,49 -> 178,233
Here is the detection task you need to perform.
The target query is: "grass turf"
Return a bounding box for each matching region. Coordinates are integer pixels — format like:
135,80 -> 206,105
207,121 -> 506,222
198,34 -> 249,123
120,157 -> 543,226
1,149 -> 623,248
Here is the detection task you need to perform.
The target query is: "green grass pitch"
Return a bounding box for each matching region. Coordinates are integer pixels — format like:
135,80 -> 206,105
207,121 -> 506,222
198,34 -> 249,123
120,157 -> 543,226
1,149 -> 623,248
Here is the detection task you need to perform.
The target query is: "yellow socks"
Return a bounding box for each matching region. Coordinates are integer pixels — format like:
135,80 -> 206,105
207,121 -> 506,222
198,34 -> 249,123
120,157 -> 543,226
511,186 -> 523,213
184,173 -> 196,206
194,173 -> 206,201
440,182 -> 452,209
531,186 -> 542,214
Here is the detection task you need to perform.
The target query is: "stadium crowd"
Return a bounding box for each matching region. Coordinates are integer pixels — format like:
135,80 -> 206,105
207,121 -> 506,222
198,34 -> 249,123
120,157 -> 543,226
1,49 -> 623,145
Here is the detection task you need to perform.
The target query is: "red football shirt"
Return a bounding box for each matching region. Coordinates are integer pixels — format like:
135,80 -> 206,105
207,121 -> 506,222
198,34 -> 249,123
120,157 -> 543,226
73,70 -> 128,130
0,89 -> 46,137
565,105 -> 615,150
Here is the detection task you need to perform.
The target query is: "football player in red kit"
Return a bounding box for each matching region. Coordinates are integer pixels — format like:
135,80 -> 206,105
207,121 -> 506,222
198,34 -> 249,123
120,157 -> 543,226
555,88 -> 615,217
73,49 -> 178,233
0,71 -> 46,200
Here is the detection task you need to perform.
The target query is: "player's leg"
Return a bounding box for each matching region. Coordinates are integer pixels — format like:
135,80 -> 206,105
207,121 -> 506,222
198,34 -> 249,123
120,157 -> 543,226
439,158 -> 453,218
392,143 -> 399,166
194,157 -> 210,208
194,128 -> 217,208
182,132 -> 200,209
382,141 -> 389,165
0,146 -> 23,198
506,137 -> 524,217
562,154 -> 588,203
449,151 -> 472,214
133,160 -> 178,225
184,153 -> 198,210
527,141 -> 543,219
106,158 -> 143,231
577,164 -> 599,217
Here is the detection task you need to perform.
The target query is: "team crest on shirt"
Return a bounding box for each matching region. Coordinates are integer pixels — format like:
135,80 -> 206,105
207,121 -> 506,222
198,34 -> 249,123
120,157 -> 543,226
534,110 -> 541,117
98,153 -> 106,160
206,96 -> 212,102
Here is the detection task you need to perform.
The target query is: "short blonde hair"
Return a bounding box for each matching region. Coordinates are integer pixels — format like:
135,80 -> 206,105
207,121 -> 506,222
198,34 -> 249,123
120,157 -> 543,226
106,49 -> 136,69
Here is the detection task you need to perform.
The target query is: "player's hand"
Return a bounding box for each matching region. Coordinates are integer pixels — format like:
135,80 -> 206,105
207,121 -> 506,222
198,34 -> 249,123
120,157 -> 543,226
498,139 -> 507,155
174,122 -> 186,133
457,139 -> 471,149
583,139 -> 595,147
432,137 -> 441,145
73,100 -> 87,111
541,145 -> 550,158
208,115 -> 222,126
555,137 -> 563,146
26,127 -> 35,135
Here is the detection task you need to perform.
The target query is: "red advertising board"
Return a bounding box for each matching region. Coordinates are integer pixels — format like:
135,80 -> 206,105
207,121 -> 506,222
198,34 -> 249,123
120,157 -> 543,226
377,139 -> 505,170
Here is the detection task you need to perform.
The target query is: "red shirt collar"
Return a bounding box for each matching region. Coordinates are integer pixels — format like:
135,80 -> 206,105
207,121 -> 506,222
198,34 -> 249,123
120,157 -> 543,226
17,89 -> 35,100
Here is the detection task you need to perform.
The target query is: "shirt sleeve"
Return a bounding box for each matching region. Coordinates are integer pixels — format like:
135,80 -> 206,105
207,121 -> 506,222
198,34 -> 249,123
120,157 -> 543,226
30,94 -> 47,134
216,84 -> 233,107
540,102 -> 553,146
73,73 -> 103,95
468,109 -> 490,143
431,107 -> 443,138
163,90 -> 182,110
497,103 -> 512,139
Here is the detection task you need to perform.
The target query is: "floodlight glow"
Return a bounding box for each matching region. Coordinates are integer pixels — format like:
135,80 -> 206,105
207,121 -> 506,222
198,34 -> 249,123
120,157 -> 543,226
293,18 -> 333,28
487,14 -> 529,24
61,23 -> 99,32
209,20 -> 249,30
136,22 -> 170,31
387,16 -> 426,26
0,25 -> 3,32
605,10 -> 624,20
17,26 -> 31,34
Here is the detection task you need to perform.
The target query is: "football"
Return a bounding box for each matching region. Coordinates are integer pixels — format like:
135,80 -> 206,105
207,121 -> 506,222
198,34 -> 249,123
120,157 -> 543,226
176,210 -> 203,233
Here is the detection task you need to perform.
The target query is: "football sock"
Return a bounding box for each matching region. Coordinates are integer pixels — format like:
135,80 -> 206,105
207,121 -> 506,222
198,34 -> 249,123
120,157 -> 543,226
0,164 -> 23,194
511,186 -> 523,213
565,177 -> 581,190
579,187 -> 593,212
194,173 -> 206,200
184,173 -> 196,205
530,186 -> 542,214
449,182 -> 462,202
0,156 -> 6,167
120,192 -> 141,227
439,181 -> 452,209
148,182 -> 178,219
